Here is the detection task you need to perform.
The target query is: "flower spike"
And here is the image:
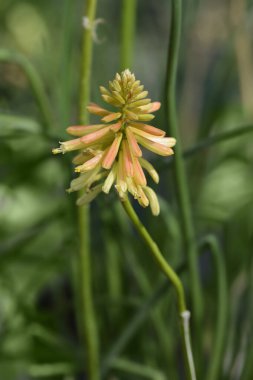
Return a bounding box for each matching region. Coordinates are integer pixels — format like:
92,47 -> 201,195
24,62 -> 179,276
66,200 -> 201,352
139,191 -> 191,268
53,69 -> 176,215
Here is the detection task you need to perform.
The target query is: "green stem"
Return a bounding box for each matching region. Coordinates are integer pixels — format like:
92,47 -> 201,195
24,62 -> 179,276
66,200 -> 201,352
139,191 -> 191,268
106,0 -> 137,315
120,0 -> 137,70
113,203 -> 173,372
165,0 -> 203,329
78,1 -> 99,380
121,198 -> 196,380
200,236 -> 228,380
59,0 -> 75,126
0,49 -> 54,134
79,0 -> 97,124
184,124 -> 253,158
239,253 -> 253,380
156,124 -> 253,172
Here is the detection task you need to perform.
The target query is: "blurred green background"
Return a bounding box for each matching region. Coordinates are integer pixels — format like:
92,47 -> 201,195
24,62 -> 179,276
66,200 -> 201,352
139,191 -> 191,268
1,0 -> 253,379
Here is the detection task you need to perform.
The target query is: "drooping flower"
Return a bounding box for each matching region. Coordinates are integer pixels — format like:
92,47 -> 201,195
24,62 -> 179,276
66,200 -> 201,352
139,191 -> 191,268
53,69 -> 176,215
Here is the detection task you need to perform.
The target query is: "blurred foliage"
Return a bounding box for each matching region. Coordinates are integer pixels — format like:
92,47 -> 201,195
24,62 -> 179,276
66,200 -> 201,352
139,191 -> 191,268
1,0 -> 253,379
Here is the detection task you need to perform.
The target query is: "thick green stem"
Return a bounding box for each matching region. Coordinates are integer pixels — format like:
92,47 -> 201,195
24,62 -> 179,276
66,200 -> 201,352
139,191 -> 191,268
121,198 -> 196,380
78,1 -> 99,380
0,49 -> 53,134
200,236 -> 228,380
120,0 -> 137,70
165,0 -> 203,330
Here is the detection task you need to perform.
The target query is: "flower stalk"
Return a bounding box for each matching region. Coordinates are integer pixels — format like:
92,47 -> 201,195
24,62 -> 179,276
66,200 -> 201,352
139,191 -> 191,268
120,0 -> 137,70
165,0 -> 203,336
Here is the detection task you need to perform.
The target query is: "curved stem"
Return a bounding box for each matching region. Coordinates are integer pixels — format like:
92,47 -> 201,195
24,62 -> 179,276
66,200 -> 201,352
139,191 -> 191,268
0,49 -> 54,134
184,124 -> 253,158
241,257 -> 253,380
200,236 -> 228,380
120,0 -> 137,70
121,198 -> 196,380
113,203 -> 173,372
78,1 -> 99,380
165,0 -> 203,329
156,124 -> 253,172
121,198 -> 185,312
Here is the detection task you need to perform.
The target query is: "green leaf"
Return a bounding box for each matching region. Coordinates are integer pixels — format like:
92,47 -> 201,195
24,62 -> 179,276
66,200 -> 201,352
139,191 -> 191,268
197,159 -> 253,222
0,114 -> 41,137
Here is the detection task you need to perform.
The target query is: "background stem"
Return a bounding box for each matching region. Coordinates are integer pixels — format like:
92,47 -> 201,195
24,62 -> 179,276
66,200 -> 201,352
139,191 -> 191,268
105,0 -> 138,313
200,236 -> 228,380
165,0 -> 203,334
120,0 -> 137,70
78,1 -> 99,379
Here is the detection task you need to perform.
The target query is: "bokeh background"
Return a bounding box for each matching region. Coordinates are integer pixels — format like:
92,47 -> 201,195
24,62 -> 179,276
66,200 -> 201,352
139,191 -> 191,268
1,0 -> 253,379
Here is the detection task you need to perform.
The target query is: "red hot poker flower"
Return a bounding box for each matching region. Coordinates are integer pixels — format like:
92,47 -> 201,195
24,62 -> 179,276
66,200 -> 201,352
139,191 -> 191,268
53,69 -> 176,215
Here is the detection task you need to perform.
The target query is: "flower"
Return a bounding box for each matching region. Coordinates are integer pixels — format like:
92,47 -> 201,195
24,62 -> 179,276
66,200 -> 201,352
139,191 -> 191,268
53,69 -> 176,215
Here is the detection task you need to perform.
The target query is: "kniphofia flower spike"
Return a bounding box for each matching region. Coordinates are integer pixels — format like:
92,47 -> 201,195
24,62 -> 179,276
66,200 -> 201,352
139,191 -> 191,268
53,69 -> 176,215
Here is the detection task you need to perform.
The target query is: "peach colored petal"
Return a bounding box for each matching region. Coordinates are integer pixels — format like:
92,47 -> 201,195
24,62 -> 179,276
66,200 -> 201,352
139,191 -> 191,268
115,150 -> 127,197
87,102 -> 110,116
52,138 -> 84,154
102,133 -> 123,169
129,122 -> 165,137
75,153 -> 103,172
67,124 -> 104,137
102,112 -> 122,123
122,139 -> 134,176
133,157 -> 147,186
125,109 -> 139,120
129,126 -> 158,141
152,137 -> 176,147
129,127 -> 176,147
126,128 -> 142,157
135,134 -> 175,156
109,121 -> 122,132
148,102 -> 161,113
80,126 -> 111,145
